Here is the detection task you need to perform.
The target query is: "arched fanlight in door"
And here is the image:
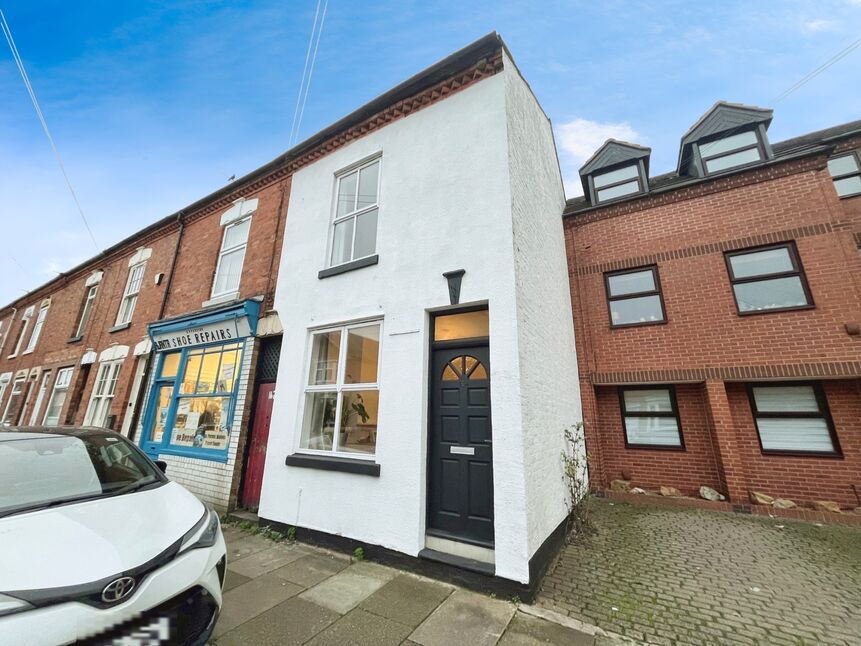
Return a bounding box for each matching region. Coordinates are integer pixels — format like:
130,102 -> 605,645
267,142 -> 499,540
441,355 -> 487,381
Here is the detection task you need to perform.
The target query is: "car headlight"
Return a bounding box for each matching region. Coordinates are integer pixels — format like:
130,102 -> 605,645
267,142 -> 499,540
179,507 -> 220,554
0,593 -> 33,618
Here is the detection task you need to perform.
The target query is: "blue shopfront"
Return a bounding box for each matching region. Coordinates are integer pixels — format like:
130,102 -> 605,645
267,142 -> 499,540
140,300 -> 259,464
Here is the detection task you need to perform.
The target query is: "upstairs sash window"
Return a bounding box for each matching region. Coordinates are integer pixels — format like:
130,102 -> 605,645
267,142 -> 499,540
330,159 -> 380,267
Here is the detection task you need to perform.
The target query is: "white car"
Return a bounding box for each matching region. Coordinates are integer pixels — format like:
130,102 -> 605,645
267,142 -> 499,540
0,427 -> 226,646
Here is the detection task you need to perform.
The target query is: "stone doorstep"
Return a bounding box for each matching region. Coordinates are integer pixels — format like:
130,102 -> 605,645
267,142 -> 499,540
599,490 -> 861,527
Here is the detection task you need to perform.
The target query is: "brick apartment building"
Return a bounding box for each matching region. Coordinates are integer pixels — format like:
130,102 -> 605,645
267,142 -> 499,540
566,102 -> 861,509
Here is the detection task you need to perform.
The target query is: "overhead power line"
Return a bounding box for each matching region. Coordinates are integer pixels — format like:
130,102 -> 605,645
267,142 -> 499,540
289,0 -> 329,147
0,9 -> 100,253
770,36 -> 861,104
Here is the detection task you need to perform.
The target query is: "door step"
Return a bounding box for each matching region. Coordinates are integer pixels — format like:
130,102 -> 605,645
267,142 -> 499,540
424,534 -> 495,564
418,548 -> 495,577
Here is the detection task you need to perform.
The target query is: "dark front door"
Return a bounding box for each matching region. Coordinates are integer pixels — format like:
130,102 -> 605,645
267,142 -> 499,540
428,345 -> 494,545
241,382 -> 275,509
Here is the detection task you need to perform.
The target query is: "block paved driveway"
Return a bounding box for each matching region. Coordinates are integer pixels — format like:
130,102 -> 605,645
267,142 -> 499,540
537,497 -> 861,645
211,523 -> 606,645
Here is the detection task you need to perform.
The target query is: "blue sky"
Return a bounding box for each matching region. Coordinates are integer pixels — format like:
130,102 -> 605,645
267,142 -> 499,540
1,0 -> 859,304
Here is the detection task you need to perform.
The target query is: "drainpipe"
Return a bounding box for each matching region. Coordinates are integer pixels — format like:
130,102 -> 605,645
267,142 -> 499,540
127,214 -> 185,440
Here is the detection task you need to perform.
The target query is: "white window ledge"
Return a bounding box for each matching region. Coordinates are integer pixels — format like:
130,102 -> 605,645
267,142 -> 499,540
203,292 -> 240,309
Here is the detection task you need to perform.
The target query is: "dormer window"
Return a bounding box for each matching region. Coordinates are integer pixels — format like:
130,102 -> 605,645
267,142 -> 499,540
698,129 -> 764,174
678,102 -> 773,179
593,164 -> 644,202
579,140 -> 651,206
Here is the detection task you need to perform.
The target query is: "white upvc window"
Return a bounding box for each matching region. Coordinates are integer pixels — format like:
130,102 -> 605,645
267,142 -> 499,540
299,321 -> 382,457
116,262 -> 146,326
8,307 -> 33,358
28,370 -> 52,426
75,285 -> 98,338
84,360 -> 122,428
211,217 -> 251,298
43,367 -> 73,426
1,376 -> 26,426
329,158 -> 381,267
23,302 -> 49,354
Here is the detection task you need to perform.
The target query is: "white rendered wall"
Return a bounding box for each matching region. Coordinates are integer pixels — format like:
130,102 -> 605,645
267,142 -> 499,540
260,59 -> 580,584
503,53 -> 583,560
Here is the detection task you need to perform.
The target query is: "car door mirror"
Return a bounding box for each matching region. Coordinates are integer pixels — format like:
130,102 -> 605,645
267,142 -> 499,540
154,460 -> 168,474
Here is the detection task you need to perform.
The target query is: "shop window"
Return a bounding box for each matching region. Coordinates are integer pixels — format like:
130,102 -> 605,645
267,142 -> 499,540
748,383 -> 839,455
211,217 -> 251,298
827,153 -> 861,198
605,266 -> 666,327
300,322 -> 381,457
144,344 -> 244,459
619,386 -> 683,449
725,243 -> 812,314
43,367 -> 73,426
84,360 -> 123,428
116,262 -> 146,326
329,158 -> 380,267
24,301 -> 50,354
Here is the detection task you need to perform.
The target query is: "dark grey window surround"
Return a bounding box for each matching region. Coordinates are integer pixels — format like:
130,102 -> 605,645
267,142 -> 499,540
318,254 -> 379,279
587,159 -> 648,205
724,242 -> 814,315
692,124 -> 771,177
827,151 -> 861,198
285,453 -> 380,476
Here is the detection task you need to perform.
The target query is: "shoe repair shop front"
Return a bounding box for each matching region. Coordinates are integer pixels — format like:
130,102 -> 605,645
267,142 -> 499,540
138,299 -> 260,508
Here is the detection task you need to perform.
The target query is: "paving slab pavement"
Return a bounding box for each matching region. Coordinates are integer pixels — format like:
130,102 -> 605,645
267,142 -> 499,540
409,589 -> 516,646
212,525 -> 608,645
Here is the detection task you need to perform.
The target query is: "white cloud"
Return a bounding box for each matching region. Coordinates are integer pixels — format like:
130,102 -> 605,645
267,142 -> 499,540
802,19 -> 837,32
555,118 -> 643,197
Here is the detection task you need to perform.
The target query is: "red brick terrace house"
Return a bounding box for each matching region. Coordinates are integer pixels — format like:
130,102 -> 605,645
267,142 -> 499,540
565,102 -> 861,510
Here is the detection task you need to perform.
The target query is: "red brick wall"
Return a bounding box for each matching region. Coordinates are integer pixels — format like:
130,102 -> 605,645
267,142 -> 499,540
726,379 -> 861,506
592,384 -> 723,495
0,228 -> 180,429
568,141 -> 861,509
163,178 -> 291,318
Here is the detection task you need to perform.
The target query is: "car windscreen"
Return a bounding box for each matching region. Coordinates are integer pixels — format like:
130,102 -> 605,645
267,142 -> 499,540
0,433 -> 164,517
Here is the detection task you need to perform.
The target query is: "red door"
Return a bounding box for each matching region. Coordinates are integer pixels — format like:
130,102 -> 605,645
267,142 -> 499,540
241,382 -> 275,509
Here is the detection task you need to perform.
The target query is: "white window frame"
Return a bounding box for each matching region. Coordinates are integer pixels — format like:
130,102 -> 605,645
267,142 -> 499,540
210,216 -> 251,299
28,370 -> 52,426
83,359 -> 123,428
43,367 -> 74,426
74,285 -> 99,338
23,302 -> 49,354
1,376 -> 26,426
116,262 -> 146,326
8,307 -> 33,359
298,319 -> 383,459
328,157 -> 382,268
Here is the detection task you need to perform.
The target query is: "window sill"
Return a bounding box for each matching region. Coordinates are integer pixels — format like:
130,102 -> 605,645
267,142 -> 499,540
109,322 -> 132,333
624,443 -> 686,452
318,255 -> 379,279
736,304 -> 815,316
760,449 -> 843,459
610,320 -> 667,329
67,336 -> 83,344
285,453 -> 380,476
147,445 -> 230,463
203,292 -> 240,308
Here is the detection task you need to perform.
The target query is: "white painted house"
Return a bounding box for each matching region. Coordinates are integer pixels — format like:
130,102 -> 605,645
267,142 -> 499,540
258,34 -> 582,591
